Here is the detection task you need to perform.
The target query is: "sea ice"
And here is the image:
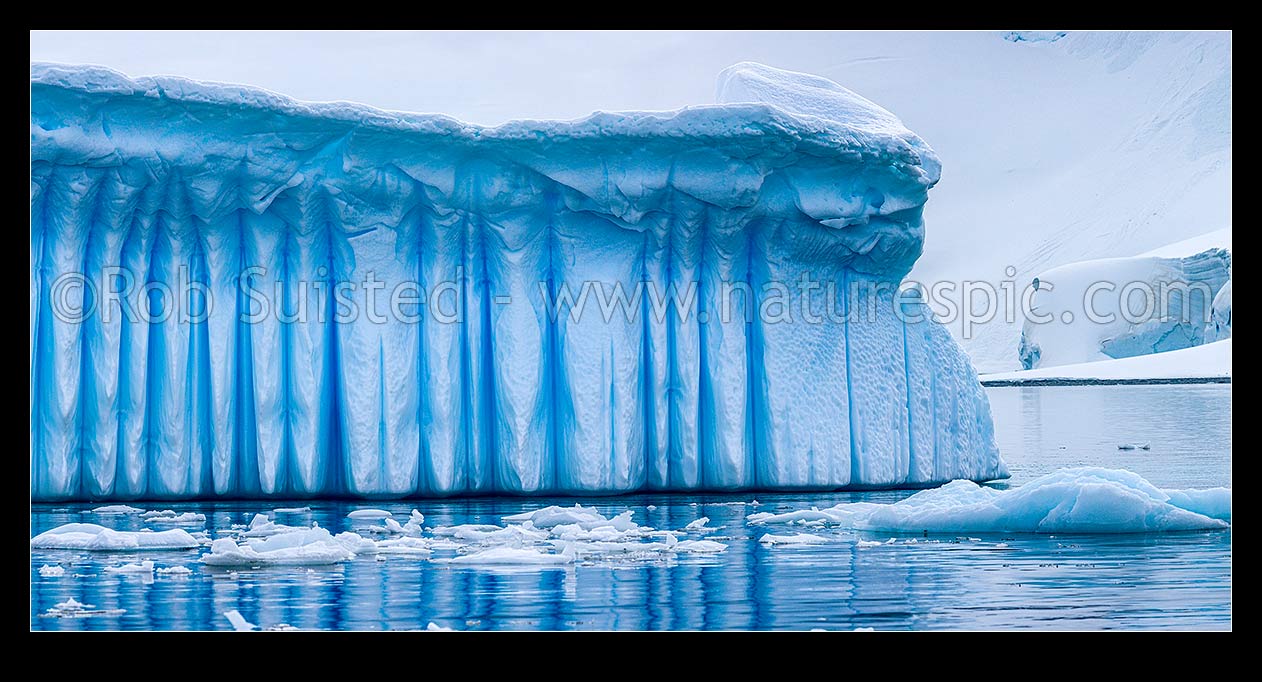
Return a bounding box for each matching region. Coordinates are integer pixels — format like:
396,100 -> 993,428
751,467 -> 1230,533
38,564 -> 66,577
758,533 -> 829,545
31,523 -> 201,550
91,505 -> 144,514
202,527 -> 357,566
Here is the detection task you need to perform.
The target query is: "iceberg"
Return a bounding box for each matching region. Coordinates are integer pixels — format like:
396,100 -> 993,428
746,467 -> 1231,533
201,527 -> 358,566
30,523 -> 201,549
30,61 -> 1004,500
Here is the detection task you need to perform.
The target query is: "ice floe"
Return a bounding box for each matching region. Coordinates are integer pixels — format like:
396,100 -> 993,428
202,527 -> 359,566
224,610 -> 256,631
90,505 -> 144,514
31,523 -> 201,550
347,509 -> 392,520
758,533 -> 829,545
746,468 -> 1231,534
38,564 -> 66,577
141,510 -> 207,524
40,597 -> 125,618
157,565 -> 193,576
106,560 -> 155,574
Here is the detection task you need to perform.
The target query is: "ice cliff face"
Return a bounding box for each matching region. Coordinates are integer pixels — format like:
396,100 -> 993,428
30,61 -> 1005,500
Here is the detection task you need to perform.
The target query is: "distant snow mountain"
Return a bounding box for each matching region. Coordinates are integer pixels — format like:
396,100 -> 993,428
886,31 -> 1231,371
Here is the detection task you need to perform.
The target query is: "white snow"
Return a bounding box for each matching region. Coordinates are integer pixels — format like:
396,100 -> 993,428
982,339 -> 1231,382
31,523 -> 201,550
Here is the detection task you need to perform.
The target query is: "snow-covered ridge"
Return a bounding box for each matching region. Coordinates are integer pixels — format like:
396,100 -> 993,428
1014,228 -> 1231,374
31,62 -> 1005,500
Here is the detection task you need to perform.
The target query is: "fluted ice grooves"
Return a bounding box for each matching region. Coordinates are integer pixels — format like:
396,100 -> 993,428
30,62 -> 1006,500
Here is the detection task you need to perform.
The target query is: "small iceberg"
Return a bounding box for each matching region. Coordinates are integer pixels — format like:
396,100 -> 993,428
347,509 -> 392,520
446,546 -> 575,566
202,527 -> 358,566
31,523 -> 201,550
37,564 -> 66,577
758,533 -> 829,545
749,467 -> 1230,534
141,510 -> 207,524
105,560 -> 155,574
224,610 -> 256,631
91,505 -> 144,514
1117,443 -> 1152,451
40,598 -> 125,618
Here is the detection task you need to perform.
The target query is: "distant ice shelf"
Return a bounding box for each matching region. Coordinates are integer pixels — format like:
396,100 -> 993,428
30,61 -> 1006,500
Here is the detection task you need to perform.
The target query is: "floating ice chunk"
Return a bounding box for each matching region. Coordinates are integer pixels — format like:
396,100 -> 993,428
854,627 -> 875,632
91,505 -> 144,514
747,508 -> 844,525
1116,443 -> 1151,451
548,524 -> 639,543
31,523 -> 200,550
402,510 -> 425,534
105,560 -> 155,574
427,622 -> 455,631
856,540 -> 884,547
672,540 -> 728,554
157,566 -> 193,576
502,505 -> 634,531
41,598 -> 125,618
224,610 -> 256,631
758,533 -> 829,545
347,509 -> 392,520
38,564 -> 66,577
372,537 -> 432,556
683,517 -> 711,531
815,467 -> 1231,533
646,505 -> 657,511
240,514 -> 308,538
203,527 -> 356,566
272,507 -> 312,514
447,546 -> 575,566
141,510 -> 207,524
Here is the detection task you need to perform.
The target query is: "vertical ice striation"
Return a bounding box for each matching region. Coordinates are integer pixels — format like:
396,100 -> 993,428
30,61 -> 1006,500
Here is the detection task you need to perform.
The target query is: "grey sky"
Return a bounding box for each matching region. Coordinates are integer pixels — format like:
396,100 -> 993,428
30,30 -> 978,126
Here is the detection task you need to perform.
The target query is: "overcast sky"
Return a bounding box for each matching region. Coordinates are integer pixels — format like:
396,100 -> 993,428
30,30 -> 969,125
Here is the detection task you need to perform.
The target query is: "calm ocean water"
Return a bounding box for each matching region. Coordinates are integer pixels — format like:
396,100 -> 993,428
31,384 -> 1231,630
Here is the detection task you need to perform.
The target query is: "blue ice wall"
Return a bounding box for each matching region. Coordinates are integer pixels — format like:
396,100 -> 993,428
30,62 -> 1006,500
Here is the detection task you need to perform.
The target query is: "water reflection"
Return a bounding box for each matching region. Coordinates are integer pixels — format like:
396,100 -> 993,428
33,385 -> 1231,630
